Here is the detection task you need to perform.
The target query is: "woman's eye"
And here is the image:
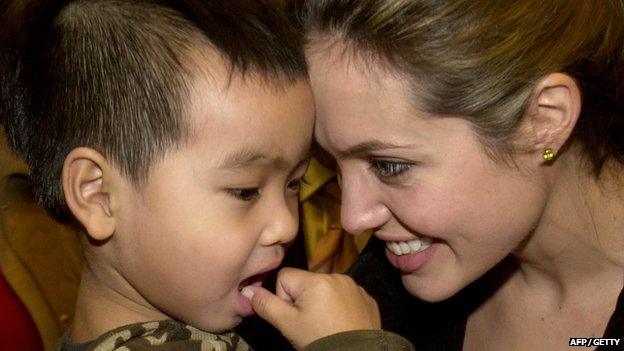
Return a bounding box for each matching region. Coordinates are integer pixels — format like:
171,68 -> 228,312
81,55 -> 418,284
372,159 -> 412,178
228,188 -> 260,201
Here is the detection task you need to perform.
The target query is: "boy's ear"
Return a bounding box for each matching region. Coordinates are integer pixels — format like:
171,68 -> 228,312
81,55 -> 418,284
62,147 -> 117,241
524,73 -> 581,156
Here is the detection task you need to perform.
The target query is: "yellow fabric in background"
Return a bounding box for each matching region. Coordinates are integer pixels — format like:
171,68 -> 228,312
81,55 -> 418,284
300,158 -> 371,273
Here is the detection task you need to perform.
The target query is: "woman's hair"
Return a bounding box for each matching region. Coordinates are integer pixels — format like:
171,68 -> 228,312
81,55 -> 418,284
300,0 -> 624,174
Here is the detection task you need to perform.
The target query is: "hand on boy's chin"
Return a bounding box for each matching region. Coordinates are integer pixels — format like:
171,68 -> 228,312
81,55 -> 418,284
240,268 -> 381,350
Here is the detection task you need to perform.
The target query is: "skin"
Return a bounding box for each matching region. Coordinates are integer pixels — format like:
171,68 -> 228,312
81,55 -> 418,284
304,39 -> 624,350
63,55 -> 316,341
307,42 -> 551,302
245,268 -> 381,350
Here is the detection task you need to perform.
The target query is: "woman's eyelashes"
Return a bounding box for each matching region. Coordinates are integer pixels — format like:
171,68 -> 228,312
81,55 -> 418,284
370,158 -> 413,179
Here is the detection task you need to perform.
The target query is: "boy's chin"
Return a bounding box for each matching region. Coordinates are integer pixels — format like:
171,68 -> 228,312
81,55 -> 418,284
183,313 -> 243,333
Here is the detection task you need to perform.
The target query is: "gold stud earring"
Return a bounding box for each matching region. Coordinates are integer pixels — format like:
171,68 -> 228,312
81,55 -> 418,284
542,148 -> 555,161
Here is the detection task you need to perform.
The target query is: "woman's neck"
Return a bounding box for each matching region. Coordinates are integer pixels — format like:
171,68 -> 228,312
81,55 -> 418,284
464,158 -> 624,350
513,154 -> 624,300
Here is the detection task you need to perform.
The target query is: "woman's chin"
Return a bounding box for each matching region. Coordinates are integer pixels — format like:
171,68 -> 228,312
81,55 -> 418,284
401,274 -> 463,303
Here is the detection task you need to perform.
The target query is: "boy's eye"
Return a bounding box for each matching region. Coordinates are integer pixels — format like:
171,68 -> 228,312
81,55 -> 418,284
287,177 -> 310,192
228,188 -> 260,201
372,159 -> 412,178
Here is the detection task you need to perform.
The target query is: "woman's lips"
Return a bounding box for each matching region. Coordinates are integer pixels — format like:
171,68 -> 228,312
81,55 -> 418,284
384,241 -> 438,273
374,231 -> 439,272
385,237 -> 433,256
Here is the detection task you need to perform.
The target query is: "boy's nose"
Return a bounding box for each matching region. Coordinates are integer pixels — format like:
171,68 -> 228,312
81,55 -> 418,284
260,197 -> 298,246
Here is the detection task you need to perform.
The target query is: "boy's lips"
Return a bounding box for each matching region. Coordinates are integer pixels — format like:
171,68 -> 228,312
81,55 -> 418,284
236,259 -> 283,316
237,259 -> 282,291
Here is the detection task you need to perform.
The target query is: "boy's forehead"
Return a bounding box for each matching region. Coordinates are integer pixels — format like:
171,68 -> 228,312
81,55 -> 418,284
216,145 -> 312,171
181,67 -> 314,167
184,73 -> 309,133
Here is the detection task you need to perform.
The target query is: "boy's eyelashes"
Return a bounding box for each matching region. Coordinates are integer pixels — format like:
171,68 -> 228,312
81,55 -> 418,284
227,188 -> 260,202
287,176 -> 310,191
302,175 -> 311,185
226,176 -> 309,202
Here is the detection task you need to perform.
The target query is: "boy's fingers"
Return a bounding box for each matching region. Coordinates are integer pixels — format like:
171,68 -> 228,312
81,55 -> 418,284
275,278 -> 295,304
274,268 -> 315,303
242,285 -> 296,329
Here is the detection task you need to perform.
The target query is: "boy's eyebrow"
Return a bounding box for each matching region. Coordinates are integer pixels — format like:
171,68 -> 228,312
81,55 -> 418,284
217,147 -> 311,170
295,151 -> 313,169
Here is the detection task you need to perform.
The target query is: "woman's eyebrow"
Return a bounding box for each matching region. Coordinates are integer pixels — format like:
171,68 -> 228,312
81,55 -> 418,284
335,140 -> 420,159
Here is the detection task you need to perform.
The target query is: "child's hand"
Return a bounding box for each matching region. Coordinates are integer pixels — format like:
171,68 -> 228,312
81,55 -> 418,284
241,267 -> 381,350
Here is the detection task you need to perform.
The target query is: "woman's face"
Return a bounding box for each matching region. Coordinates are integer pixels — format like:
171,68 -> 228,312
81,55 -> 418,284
307,43 -> 549,302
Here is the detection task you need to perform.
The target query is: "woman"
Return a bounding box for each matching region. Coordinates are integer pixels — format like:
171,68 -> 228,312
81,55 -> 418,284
247,0 -> 623,350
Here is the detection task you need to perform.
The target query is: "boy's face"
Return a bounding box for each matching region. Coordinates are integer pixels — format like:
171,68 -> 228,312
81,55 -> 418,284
108,71 -> 314,332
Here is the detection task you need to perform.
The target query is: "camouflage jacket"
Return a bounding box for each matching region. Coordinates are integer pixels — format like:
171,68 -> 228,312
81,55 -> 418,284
57,319 -> 251,351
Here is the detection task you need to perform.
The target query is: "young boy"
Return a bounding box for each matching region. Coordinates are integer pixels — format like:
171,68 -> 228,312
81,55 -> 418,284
1,0 -> 314,349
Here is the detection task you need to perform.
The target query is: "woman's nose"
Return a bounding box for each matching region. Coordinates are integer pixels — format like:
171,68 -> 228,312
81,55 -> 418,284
339,174 -> 389,235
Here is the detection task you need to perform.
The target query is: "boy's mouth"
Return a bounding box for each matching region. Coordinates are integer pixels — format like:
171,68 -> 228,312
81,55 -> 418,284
237,257 -> 283,291
237,271 -> 271,291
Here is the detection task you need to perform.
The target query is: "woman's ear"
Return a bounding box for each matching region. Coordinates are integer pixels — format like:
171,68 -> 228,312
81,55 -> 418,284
524,73 -> 581,157
62,147 -> 117,241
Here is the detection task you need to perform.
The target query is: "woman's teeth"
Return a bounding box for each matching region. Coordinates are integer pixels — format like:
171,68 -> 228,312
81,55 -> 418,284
386,237 -> 432,255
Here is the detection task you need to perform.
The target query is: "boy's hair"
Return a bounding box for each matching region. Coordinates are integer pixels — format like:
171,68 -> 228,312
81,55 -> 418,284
0,0 -> 307,222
